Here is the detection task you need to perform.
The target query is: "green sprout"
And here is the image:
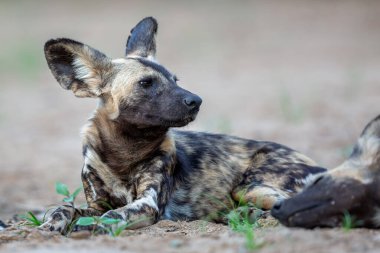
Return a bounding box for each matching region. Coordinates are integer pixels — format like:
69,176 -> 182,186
20,211 -> 44,227
55,182 -> 82,205
226,205 -> 263,251
342,211 -> 356,232
203,190 -> 264,251
75,216 -> 145,237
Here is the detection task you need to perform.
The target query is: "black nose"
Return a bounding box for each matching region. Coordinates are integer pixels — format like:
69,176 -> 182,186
272,200 -> 283,211
270,200 -> 285,220
183,95 -> 202,109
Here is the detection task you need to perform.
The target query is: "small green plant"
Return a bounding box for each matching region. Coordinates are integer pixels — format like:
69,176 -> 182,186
21,211 -> 44,227
75,216 -> 148,237
22,182 -> 82,230
55,182 -> 82,205
76,216 -> 124,237
204,190 -> 264,251
226,205 -> 262,251
342,211 -> 356,232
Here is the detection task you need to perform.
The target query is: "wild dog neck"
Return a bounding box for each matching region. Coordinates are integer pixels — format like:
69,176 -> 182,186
86,104 -> 170,175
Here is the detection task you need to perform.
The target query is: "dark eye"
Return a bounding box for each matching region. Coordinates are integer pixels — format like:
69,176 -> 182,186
312,175 -> 324,186
139,78 -> 153,88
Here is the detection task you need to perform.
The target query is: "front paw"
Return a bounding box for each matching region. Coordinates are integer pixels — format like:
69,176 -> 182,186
39,218 -> 68,233
99,210 -> 128,233
39,206 -> 74,234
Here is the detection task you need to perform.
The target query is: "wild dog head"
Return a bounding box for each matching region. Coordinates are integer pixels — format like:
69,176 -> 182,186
44,17 -> 202,128
272,115 -> 380,228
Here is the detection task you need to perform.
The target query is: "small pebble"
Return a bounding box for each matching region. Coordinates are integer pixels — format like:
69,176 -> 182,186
169,239 -> 184,248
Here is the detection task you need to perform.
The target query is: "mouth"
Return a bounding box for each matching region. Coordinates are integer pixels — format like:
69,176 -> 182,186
288,211 -> 340,228
273,200 -> 335,228
287,202 -> 328,225
142,108 -> 199,127
162,110 -> 199,127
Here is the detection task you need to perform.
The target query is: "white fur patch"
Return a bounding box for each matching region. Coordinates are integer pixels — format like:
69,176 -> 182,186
73,58 -> 93,80
126,55 -> 158,64
82,148 -> 108,200
84,148 -> 101,169
82,163 -> 97,200
146,55 -> 157,62
86,176 -> 97,200
296,173 -> 324,188
128,188 -> 158,211
72,57 -> 102,95
81,153 -> 98,200
82,163 -> 90,174
357,136 -> 380,168
112,58 -> 128,64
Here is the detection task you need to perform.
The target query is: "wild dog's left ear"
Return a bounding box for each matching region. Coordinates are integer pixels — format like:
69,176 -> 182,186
125,17 -> 158,59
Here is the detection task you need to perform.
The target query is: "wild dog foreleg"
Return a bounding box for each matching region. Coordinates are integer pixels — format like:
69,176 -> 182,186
40,168 -> 109,233
101,172 -> 167,229
39,206 -> 103,233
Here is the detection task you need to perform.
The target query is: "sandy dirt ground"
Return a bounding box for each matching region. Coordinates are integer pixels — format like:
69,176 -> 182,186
1,0 -> 380,252
2,220 -> 380,253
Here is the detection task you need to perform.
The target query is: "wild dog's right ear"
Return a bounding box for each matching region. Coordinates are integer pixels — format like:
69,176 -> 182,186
360,115 -> 380,139
44,38 -> 114,97
349,114 -> 380,172
125,17 -> 158,59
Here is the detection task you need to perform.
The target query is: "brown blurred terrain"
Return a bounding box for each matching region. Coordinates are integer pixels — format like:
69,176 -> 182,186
0,0 -> 379,252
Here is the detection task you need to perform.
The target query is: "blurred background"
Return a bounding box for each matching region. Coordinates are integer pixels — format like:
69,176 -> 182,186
0,0 -> 379,219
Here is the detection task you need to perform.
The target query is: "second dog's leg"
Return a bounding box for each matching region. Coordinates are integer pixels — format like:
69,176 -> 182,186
232,185 -> 289,210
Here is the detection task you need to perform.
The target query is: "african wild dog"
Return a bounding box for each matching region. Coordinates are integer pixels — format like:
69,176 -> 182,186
272,115 -> 380,228
40,17 -> 326,233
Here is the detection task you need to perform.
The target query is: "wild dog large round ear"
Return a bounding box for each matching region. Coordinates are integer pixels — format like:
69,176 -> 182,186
360,115 -> 380,139
364,115 -> 380,172
125,17 -> 158,60
347,114 -> 380,174
44,38 -> 114,98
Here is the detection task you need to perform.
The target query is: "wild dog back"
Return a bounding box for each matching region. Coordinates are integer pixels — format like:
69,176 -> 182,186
164,130 -> 326,221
